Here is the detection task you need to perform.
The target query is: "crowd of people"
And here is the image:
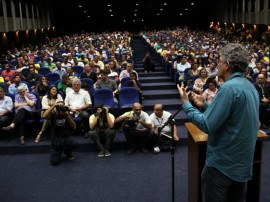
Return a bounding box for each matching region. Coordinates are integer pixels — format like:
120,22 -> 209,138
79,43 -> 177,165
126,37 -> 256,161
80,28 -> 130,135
0,31 -> 180,165
142,28 -> 269,125
0,28 -> 269,167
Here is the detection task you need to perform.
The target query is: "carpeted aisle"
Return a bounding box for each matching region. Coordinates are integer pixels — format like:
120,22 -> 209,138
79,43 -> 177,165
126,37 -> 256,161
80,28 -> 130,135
0,143 -> 188,202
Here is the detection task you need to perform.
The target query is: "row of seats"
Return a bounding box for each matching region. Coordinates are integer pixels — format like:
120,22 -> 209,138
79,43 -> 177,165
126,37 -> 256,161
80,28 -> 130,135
4,86 -> 139,118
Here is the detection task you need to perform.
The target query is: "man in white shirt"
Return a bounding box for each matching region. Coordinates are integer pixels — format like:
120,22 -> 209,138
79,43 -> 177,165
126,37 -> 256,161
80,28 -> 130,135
150,104 -> 179,153
119,63 -> 138,81
115,102 -> 152,154
65,77 -> 92,137
0,87 -> 13,129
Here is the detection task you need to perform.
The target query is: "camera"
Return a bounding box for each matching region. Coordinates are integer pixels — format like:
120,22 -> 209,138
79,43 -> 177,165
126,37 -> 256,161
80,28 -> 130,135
56,105 -> 69,112
101,108 -> 106,114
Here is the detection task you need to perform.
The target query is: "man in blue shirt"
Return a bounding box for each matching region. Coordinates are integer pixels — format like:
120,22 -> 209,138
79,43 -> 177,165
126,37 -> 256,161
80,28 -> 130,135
178,43 -> 259,202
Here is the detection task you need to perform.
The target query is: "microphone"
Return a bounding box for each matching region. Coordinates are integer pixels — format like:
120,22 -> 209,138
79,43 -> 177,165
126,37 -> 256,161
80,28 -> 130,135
164,115 -> 173,126
157,115 -> 173,135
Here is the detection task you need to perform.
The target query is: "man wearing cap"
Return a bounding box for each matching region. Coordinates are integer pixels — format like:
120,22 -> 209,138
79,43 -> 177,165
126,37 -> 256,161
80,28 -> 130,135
89,103 -> 115,157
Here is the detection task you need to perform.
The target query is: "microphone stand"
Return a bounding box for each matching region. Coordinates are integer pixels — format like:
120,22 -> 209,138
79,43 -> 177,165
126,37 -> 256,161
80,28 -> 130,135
158,107 -> 182,202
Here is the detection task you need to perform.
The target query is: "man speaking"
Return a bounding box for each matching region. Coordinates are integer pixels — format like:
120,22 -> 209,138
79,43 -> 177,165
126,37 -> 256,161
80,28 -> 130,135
178,43 -> 259,202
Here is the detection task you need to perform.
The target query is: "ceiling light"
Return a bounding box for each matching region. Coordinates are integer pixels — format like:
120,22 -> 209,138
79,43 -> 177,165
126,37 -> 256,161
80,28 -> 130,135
109,9 -> 112,12
191,2 -> 195,6
180,13 -> 183,15
110,14 -> 113,17
164,2 -> 167,6
142,19 -> 144,22
87,16 -> 90,18
107,4 -> 111,7
124,20 -> 126,22
83,11 -> 87,13
133,20 -> 135,22
134,14 -> 137,16
160,8 -> 163,11
185,8 -> 188,11
134,9 -> 138,12
136,3 -> 139,6
78,5 -> 82,8
157,13 -> 160,16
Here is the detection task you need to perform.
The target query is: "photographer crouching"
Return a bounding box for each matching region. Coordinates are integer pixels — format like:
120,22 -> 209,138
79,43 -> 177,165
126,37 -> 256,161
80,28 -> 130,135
115,102 -> 152,155
89,103 -> 116,157
42,101 -> 77,165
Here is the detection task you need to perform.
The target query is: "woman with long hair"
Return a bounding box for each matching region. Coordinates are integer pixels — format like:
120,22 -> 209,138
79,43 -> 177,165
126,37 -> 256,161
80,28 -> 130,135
35,86 -> 63,143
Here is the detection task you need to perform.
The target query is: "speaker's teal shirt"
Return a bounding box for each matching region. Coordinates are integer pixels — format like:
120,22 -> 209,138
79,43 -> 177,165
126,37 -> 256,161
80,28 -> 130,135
182,72 -> 259,182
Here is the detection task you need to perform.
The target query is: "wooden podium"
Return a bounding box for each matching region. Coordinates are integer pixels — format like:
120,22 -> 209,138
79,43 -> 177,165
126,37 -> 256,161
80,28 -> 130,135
185,122 -> 268,202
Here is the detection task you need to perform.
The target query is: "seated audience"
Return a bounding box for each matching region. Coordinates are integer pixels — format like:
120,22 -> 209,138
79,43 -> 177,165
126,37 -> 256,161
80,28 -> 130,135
80,63 -> 98,84
193,68 -> 208,94
1,64 -> 15,85
174,56 -> 191,85
26,65 -> 40,91
2,86 -> 39,145
186,63 -> 199,87
254,73 -> 270,129
52,61 -> 66,79
119,63 -> 138,81
35,86 -> 63,143
125,72 -> 142,103
36,76 -> 50,98
203,78 -> 218,104
57,75 -> 71,94
0,86 -> 14,129
8,74 -> 29,95
206,62 -> 218,78
96,69 -> 118,104
65,77 -> 92,137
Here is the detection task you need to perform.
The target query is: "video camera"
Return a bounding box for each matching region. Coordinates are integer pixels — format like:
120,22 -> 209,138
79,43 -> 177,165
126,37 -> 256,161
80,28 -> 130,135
122,115 -> 139,131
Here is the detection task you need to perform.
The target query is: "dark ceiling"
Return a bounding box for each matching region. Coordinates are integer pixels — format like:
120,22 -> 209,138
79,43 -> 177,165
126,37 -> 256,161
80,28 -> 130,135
51,0 -> 216,33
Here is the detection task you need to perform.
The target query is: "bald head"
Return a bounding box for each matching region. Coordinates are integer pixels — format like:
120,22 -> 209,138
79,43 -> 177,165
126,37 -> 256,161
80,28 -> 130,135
154,104 -> 164,118
132,102 -> 142,116
257,73 -> 265,84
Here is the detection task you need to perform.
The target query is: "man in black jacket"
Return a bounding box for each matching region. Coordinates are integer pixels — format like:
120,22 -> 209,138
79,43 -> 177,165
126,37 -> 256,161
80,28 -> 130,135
254,73 -> 270,129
